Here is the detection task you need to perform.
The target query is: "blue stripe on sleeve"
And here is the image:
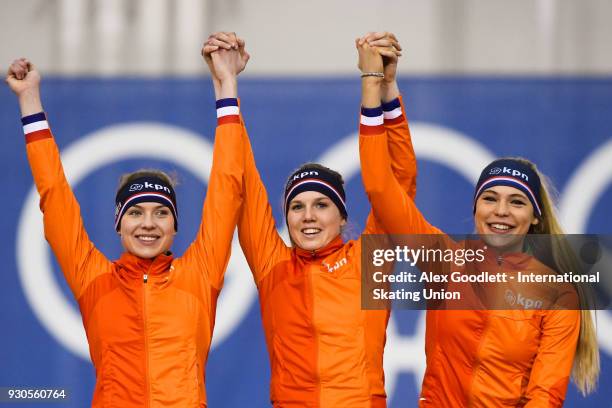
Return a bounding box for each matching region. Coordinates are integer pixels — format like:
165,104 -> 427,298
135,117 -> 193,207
216,98 -> 239,109
382,98 -> 401,112
360,106 -> 383,117
21,112 -> 47,126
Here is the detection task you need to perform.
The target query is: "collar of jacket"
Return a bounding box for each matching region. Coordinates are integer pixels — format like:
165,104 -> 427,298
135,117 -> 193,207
294,235 -> 344,261
114,251 -> 174,281
481,245 -> 533,269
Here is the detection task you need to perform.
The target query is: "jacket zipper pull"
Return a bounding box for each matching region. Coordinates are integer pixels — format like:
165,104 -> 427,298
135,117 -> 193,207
497,256 -> 503,266
143,274 -> 148,283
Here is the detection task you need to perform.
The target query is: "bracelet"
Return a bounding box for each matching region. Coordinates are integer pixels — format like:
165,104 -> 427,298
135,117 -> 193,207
361,72 -> 384,78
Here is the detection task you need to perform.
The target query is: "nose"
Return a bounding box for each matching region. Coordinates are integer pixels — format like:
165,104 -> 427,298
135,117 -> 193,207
141,212 -> 156,229
303,205 -> 316,222
494,199 -> 510,216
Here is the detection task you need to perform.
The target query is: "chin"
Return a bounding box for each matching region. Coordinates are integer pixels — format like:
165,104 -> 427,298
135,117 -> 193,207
481,234 -> 524,253
131,246 -> 167,259
295,239 -> 323,251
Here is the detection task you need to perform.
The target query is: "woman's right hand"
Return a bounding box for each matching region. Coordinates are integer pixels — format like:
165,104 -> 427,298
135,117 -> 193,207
202,32 -> 250,82
6,58 -> 41,97
355,39 -> 384,75
6,58 -> 43,116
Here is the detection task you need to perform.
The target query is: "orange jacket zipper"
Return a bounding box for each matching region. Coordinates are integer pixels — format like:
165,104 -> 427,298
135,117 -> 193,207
143,269 -> 151,408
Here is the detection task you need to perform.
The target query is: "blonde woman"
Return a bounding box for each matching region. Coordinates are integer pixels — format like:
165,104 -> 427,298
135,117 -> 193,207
357,39 -> 599,406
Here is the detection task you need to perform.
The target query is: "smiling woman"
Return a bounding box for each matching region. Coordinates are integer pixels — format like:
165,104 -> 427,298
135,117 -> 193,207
358,54 -> 601,406
6,44 -> 247,407
202,31 -> 410,406
115,170 -> 178,259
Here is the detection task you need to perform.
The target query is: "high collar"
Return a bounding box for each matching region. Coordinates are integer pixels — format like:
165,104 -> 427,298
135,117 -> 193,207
294,235 -> 344,261
481,244 -> 533,269
114,251 -> 174,280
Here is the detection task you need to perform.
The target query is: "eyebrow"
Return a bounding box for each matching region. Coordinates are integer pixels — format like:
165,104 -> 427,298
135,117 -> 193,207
131,204 -> 168,210
482,190 -> 528,199
290,196 -> 331,205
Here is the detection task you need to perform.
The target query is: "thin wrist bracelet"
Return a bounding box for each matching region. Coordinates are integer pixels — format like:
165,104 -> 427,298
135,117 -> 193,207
361,72 -> 385,78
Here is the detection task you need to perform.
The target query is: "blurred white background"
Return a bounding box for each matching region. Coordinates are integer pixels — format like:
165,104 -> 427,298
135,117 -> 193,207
2,0 -> 612,76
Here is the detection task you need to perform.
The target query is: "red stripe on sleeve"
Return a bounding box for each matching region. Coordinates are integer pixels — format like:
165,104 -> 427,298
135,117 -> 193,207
359,124 -> 385,136
384,115 -> 404,125
217,115 -> 241,125
25,129 -> 52,144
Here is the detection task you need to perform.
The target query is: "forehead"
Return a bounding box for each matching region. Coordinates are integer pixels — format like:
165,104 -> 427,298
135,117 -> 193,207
132,202 -> 170,210
482,185 -> 529,199
290,190 -> 329,203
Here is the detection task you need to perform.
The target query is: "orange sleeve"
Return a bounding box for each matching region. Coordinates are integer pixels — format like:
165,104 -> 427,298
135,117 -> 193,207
23,114 -> 110,299
385,95 -> 417,200
359,113 -> 442,236
180,109 -> 244,290
363,96 -> 417,235
237,120 -> 290,286
523,310 -> 580,407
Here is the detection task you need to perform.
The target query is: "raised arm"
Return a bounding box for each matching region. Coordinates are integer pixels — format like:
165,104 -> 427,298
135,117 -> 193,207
6,59 -> 109,298
360,32 -> 417,198
356,33 -> 418,235
203,33 -> 290,287
179,35 -> 249,290
355,43 -> 441,236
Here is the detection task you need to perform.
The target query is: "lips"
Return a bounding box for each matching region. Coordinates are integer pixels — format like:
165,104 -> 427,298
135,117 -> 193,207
301,228 -> 321,236
487,222 -> 515,234
135,234 -> 160,245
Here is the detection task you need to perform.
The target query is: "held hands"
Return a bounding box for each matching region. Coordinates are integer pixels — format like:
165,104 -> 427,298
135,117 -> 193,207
357,32 -> 402,84
355,40 -> 384,77
202,32 -> 250,83
356,32 -> 402,102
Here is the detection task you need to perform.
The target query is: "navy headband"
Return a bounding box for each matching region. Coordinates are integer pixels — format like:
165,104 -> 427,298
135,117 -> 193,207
115,176 -> 178,231
473,159 -> 542,217
284,166 -> 347,218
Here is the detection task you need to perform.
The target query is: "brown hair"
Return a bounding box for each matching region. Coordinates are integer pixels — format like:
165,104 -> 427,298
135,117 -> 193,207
116,169 -> 178,195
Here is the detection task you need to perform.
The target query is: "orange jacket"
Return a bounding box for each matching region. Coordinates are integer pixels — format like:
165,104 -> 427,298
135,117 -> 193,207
359,123 -> 581,407
237,97 -> 415,407
24,111 -> 244,407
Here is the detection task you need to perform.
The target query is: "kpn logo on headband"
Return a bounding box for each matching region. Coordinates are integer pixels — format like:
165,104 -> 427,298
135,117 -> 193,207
129,183 -> 144,192
489,167 -> 529,181
129,181 -> 172,194
292,170 -> 319,181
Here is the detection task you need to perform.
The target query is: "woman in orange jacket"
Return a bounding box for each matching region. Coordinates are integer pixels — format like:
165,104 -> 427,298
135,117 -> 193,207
203,32 -> 409,407
6,40 -> 248,407
357,40 -> 600,406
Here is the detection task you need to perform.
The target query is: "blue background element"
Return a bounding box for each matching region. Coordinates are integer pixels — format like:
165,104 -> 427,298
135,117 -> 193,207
1,78 -> 611,407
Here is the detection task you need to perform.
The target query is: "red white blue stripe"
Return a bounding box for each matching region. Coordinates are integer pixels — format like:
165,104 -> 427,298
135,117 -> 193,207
360,106 -> 384,135
114,192 -> 177,230
474,176 -> 542,215
21,112 -> 49,134
382,98 -> 403,122
21,112 -> 52,144
284,178 -> 346,211
216,98 -> 240,125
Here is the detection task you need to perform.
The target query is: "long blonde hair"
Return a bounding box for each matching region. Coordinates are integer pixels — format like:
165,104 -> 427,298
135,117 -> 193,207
513,157 -> 600,395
